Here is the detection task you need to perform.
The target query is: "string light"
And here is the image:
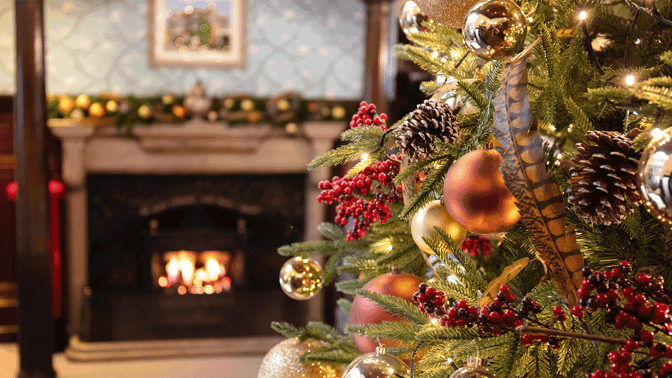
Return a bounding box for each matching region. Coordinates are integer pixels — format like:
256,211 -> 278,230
625,74 -> 636,86
578,10 -> 587,21
361,152 -> 369,160
432,50 -> 439,59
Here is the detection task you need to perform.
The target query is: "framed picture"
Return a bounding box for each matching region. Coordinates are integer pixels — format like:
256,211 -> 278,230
148,0 -> 247,69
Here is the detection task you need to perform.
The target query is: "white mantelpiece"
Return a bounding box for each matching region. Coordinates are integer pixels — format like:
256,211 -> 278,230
50,120 -> 344,359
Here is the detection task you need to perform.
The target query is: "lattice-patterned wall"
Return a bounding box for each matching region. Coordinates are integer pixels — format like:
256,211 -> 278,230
0,0 -> 365,98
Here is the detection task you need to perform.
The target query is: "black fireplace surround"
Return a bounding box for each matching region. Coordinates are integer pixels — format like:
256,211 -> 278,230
84,174 -> 308,341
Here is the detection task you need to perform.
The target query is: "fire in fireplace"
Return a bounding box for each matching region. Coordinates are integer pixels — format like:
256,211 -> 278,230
155,250 -> 237,295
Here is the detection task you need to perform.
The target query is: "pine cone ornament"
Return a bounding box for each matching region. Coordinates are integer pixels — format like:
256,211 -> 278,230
395,99 -> 461,161
567,128 -> 642,226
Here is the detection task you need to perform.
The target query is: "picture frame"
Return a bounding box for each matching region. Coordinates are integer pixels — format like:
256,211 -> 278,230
148,0 -> 247,69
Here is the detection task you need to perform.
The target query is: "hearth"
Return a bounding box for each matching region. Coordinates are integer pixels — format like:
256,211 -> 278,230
49,120 -> 343,359
83,174 -> 307,342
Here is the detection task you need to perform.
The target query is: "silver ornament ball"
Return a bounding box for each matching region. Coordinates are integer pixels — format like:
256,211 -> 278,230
449,357 -> 498,378
342,347 -> 410,378
462,0 -> 527,61
399,1 -> 430,38
279,256 -> 323,300
638,127 -> 672,226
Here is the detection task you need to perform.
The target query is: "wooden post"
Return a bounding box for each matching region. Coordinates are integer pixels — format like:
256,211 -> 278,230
361,0 -> 395,115
14,0 -> 56,377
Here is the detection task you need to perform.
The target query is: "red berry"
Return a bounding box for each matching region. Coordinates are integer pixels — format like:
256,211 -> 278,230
641,330 -> 654,344
624,339 -> 638,351
489,312 -> 502,323
571,306 -> 584,318
425,287 -> 436,299
637,273 -> 651,285
577,287 -> 590,299
499,284 -> 510,294
521,334 -> 533,345
456,299 -> 469,309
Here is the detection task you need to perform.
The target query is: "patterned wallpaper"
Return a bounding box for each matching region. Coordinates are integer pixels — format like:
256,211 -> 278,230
0,0 -> 365,99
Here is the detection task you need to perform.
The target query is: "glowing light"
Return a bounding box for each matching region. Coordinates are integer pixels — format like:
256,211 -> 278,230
387,245 -> 393,251
158,277 -> 168,287
361,153 -> 369,160
625,75 -> 635,86
432,50 -> 439,59
652,128 -> 663,139
556,153 -> 563,159
431,318 -> 439,324
578,11 -> 587,20
177,286 -> 187,295
635,38 -> 641,44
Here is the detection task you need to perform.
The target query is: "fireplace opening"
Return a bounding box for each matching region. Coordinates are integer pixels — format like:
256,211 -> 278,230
84,174 -> 308,342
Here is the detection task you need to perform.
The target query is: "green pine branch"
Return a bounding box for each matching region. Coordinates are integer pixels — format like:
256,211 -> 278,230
355,289 -> 430,324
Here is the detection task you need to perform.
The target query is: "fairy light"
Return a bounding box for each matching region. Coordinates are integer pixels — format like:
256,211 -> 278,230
361,152 -> 369,160
432,50 -> 439,59
625,74 -> 636,86
578,10 -> 587,21
652,128 -> 663,139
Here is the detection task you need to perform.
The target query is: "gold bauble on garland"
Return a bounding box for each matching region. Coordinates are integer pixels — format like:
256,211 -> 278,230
449,357 -> 498,378
138,104 -> 153,119
443,149 -> 520,234
410,199 -> 467,254
105,100 -> 118,113
75,94 -> 90,109
58,96 -> 75,114
414,0 -> 481,28
279,256 -> 323,300
88,102 -> 105,117
257,338 -> 342,378
172,105 -> 186,118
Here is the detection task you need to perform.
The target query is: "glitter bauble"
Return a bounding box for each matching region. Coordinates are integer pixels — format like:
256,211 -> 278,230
138,104 -> 153,119
342,347 -> 410,378
410,199 -> 467,255
462,0 -> 527,60
172,105 -> 186,118
449,357 -> 498,378
75,94 -> 90,109
105,100 -> 118,113
350,271 -> 424,353
638,127 -> 672,226
279,256 -> 323,300
399,1 -> 430,37
443,149 -> 520,234
58,96 -> 75,114
414,0 -> 481,28
257,338 -> 342,378
184,81 -> 212,118
89,102 -> 105,117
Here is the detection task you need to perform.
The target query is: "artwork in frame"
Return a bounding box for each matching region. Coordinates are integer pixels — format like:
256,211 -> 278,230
148,0 -> 247,69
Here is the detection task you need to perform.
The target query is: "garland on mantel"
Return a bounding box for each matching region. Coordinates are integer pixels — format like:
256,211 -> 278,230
47,92 -> 358,131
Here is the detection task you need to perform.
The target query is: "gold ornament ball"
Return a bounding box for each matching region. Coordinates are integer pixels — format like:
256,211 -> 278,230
462,0 -> 527,60
399,1 -> 430,37
75,94 -> 90,109
411,200 -> 467,254
172,105 -> 186,118
207,110 -> 219,121
638,127 -> 672,226
443,149 -> 521,234
105,100 -> 118,113
223,98 -> 235,109
58,96 -> 75,114
342,348 -> 410,378
285,122 -> 299,135
257,338 -> 342,378
277,98 -> 291,111
70,108 -> 84,120
279,256 -> 323,300
331,105 -> 346,119
89,102 -> 105,117
414,0 -> 481,28
241,99 -> 255,111
138,104 -> 153,119
449,357 -> 498,378
162,94 -> 175,105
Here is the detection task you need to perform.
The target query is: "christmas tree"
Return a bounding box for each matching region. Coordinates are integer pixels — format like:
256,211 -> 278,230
261,0 -> 672,377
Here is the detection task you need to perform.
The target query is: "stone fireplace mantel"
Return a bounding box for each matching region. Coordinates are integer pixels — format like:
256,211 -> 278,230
49,120 -> 344,359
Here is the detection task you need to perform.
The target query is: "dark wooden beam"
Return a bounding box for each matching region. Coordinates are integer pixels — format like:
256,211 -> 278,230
361,0 -> 395,115
14,0 -> 55,377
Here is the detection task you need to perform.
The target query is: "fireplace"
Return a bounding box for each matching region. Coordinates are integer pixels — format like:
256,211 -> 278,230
50,120 -> 343,360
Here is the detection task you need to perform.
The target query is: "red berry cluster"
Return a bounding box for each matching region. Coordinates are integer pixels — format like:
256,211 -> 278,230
577,262 -> 672,378
317,159 -> 403,241
460,236 -> 494,258
349,101 -> 388,130
412,283 -> 446,316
